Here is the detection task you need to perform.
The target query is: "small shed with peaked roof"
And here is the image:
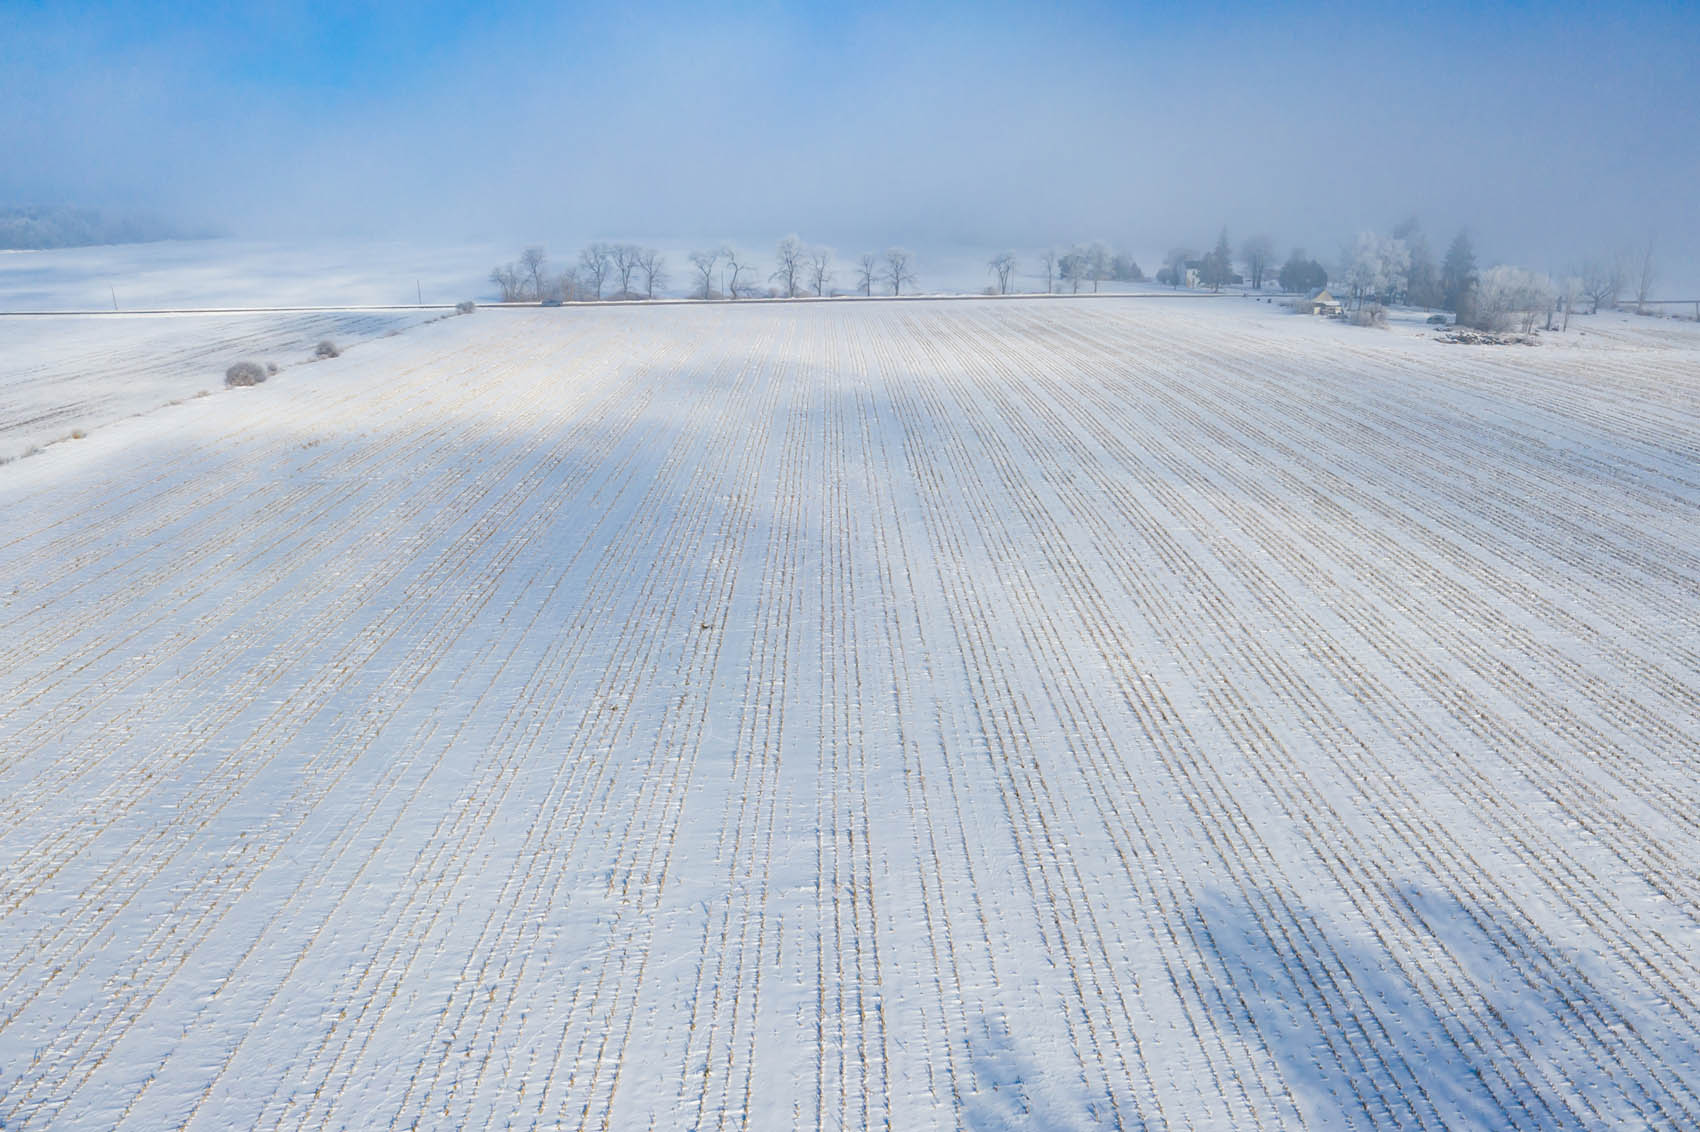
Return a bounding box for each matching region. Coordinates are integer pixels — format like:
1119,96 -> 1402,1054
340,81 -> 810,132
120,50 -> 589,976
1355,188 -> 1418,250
1302,288 -> 1342,315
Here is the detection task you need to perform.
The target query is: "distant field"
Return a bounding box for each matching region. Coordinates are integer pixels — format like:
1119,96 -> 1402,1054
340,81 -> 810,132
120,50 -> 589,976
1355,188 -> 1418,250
2,298 -> 1698,1130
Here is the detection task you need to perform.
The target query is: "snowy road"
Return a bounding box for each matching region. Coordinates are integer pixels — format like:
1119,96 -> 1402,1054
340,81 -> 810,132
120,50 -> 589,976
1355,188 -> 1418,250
2,299 -> 1698,1129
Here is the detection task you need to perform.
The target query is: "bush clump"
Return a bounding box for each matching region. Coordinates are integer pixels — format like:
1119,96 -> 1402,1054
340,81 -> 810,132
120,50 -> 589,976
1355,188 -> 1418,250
1349,304 -> 1388,328
1462,265 -> 1555,334
456,300 -> 477,314
225,361 -> 268,387
315,339 -> 340,359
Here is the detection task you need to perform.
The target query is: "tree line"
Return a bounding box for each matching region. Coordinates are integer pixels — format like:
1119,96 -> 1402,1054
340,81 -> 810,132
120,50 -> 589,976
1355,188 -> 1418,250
989,245 -> 1144,295
0,204 -> 197,250
1152,231 -> 1323,294
491,227 -> 1669,329
491,238 -> 922,302
1144,218 -> 1669,335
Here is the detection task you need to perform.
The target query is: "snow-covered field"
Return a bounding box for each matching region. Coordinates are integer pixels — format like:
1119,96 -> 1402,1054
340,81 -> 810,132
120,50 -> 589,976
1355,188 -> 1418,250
0,309 -> 448,463
3,297 -> 1699,1130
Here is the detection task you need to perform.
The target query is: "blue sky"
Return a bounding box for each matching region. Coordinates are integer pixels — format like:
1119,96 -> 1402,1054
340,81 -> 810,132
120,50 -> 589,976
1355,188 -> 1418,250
5,1 -> 1698,278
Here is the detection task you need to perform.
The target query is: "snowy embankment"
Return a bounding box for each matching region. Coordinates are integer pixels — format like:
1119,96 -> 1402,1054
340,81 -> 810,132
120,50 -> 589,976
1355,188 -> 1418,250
2,299 -> 1699,1130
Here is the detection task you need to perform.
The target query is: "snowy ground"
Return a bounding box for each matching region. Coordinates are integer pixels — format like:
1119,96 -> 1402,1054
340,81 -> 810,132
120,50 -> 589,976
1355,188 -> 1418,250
2,297 -> 1699,1130
0,309 -> 450,463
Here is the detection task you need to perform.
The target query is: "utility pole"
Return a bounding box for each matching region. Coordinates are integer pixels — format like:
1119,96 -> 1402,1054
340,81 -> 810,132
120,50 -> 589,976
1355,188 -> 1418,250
110,285 -> 118,312
417,279 -> 423,306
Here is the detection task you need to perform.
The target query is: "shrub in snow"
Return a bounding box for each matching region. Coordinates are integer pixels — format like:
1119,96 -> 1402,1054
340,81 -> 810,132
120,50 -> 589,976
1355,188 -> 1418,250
1465,266 -> 1555,334
457,300 -> 476,314
225,361 -> 267,387
316,339 -> 340,359
265,361 -> 279,375
1350,304 -> 1388,328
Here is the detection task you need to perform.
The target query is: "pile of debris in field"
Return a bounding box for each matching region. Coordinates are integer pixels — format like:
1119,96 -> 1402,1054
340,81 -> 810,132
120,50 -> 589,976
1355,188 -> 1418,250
1436,329 -> 1539,346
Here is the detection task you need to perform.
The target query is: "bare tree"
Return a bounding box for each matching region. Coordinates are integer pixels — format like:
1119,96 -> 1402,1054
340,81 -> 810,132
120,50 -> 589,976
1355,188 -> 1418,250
771,235 -> 806,298
489,263 -> 523,302
723,247 -> 751,299
1241,235 -> 1274,290
578,244 -> 613,300
989,251 -> 1017,295
1634,236 -> 1657,315
636,249 -> 667,299
881,247 -> 917,296
856,253 -> 878,296
1579,257 -> 1624,314
1038,248 -> 1058,294
807,247 -> 834,296
688,249 -> 720,299
519,246 -> 548,301
1560,274 -> 1582,331
556,267 -> 581,302
610,244 -> 643,298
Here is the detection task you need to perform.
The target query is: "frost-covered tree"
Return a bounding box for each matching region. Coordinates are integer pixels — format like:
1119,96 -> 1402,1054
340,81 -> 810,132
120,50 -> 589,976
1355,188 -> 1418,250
1087,243 -> 1113,292
1440,231 -> 1477,313
988,251 -> 1017,295
1111,253 -> 1144,282
1467,265 -> 1554,333
1059,246 -> 1089,293
1038,248 -> 1059,293
1579,257 -> 1623,314
771,235 -> 806,298
1559,274 -> 1583,330
688,249 -> 720,299
1344,231 -> 1409,309
1393,219 -> 1440,308
1240,234 -> 1273,290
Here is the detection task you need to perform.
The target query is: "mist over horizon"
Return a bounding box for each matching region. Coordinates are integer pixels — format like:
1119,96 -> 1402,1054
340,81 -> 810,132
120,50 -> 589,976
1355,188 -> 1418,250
6,0 -> 1698,286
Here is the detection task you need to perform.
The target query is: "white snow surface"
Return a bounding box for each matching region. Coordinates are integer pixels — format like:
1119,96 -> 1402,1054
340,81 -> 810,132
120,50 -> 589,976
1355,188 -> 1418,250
0,309 -> 447,463
3,297 -> 1700,1130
